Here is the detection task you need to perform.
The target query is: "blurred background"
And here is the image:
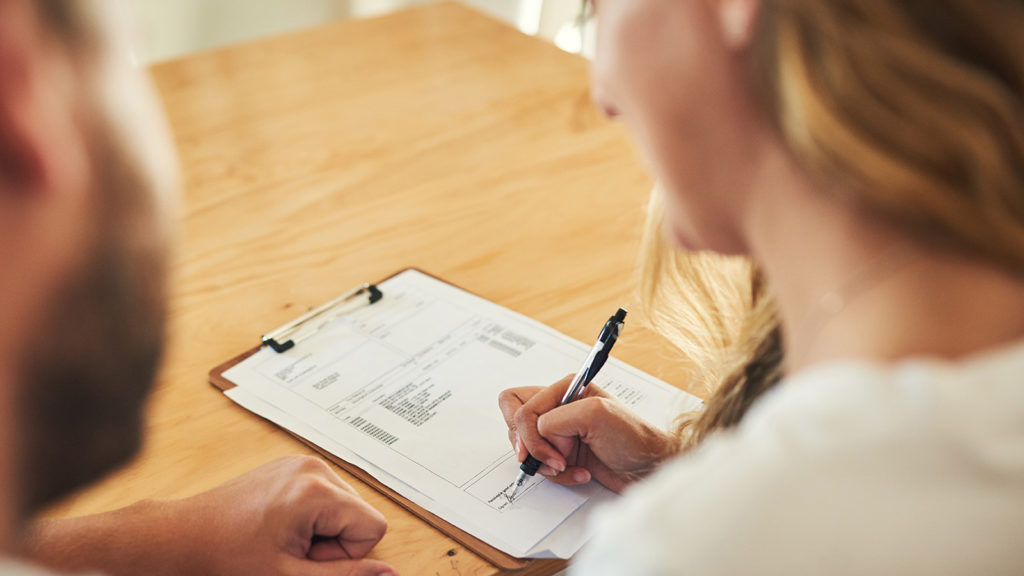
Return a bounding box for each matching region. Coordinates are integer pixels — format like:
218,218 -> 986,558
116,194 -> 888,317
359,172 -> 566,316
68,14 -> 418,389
128,0 -> 590,63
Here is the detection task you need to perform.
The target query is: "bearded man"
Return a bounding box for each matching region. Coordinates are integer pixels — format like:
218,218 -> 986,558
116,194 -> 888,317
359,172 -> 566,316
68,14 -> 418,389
0,2 -> 395,575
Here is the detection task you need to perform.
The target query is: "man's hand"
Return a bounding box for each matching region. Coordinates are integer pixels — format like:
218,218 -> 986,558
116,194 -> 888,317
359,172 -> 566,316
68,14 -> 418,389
498,375 -> 678,494
28,456 -> 396,576
179,455 -> 393,575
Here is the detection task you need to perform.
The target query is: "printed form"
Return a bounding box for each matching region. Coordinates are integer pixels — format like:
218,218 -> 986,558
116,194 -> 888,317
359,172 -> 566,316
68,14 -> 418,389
222,270 -> 701,558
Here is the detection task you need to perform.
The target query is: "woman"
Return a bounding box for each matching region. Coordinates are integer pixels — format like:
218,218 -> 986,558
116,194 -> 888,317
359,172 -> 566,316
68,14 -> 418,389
499,0 -> 1024,573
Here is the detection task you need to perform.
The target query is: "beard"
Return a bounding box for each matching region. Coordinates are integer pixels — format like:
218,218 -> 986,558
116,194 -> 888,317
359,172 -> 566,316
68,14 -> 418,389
15,124 -> 168,517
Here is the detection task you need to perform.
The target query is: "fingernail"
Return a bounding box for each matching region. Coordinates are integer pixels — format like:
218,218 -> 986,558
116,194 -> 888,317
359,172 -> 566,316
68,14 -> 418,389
547,459 -> 565,473
515,434 -> 523,457
538,464 -> 557,476
573,469 -> 591,483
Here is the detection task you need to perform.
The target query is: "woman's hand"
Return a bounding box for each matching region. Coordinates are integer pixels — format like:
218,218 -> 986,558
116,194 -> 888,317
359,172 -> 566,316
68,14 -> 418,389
498,375 -> 678,494
28,455 -> 396,576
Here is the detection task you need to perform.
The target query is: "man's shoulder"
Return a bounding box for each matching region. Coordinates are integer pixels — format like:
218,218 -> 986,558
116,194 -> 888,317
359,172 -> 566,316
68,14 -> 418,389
0,558 -> 99,576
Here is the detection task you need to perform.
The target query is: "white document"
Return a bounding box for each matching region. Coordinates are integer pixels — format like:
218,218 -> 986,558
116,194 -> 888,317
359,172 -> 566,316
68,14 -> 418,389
224,386 -> 613,558
221,269 -> 701,558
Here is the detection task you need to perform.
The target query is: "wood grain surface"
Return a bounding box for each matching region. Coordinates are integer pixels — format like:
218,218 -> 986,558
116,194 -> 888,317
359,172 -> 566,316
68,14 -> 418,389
45,3 -> 703,574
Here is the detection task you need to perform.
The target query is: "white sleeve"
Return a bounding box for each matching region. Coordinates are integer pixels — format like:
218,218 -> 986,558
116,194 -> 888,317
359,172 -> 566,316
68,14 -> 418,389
568,430 -> 768,576
567,396 -> 838,576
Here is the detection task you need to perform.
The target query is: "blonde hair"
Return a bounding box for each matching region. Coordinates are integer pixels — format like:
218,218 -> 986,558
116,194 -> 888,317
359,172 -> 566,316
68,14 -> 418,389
638,190 -> 783,451
643,0 -> 1024,452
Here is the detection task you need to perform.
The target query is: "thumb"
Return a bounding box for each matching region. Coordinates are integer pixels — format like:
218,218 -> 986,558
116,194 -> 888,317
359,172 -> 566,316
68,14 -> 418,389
284,556 -> 397,576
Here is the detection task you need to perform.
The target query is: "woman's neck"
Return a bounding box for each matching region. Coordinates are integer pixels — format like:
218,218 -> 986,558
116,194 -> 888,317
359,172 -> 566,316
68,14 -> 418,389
742,148 -> 1024,374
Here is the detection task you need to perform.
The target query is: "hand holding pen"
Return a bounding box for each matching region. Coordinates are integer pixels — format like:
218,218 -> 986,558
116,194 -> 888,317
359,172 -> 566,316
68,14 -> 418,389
498,308 -> 678,496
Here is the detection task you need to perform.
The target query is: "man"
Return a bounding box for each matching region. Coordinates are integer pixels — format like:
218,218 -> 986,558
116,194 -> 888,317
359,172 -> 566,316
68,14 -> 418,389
0,2 -> 395,575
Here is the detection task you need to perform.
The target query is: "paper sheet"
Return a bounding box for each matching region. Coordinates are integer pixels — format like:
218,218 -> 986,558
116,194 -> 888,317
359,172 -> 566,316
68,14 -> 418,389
225,385 -> 615,558
222,270 -> 702,558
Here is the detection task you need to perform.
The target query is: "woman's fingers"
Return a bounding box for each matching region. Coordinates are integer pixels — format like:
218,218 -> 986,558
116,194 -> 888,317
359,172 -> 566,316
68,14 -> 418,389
509,375 -> 581,470
538,395 -> 675,488
542,465 -> 593,486
536,396 -> 615,446
499,377 -> 615,464
500,378 -> 674,494
498,386 -> 542,449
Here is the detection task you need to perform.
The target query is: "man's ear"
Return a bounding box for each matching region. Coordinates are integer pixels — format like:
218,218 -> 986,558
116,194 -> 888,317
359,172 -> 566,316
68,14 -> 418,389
0,0 -> 85,197
717,0 -> 761,50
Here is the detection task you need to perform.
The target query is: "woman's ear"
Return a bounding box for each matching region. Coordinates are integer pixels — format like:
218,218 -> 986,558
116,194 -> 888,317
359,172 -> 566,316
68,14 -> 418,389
717,0 -> 761,49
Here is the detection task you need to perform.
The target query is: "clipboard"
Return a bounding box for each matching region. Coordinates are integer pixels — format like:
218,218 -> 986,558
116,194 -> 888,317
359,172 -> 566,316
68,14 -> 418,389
209,268 -> 567,574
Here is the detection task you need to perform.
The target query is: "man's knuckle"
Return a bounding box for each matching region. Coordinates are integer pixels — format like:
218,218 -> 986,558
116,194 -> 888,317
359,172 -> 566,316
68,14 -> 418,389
372,512 -> 388,536
284,454 -> 330,475
291,474 -> 332,501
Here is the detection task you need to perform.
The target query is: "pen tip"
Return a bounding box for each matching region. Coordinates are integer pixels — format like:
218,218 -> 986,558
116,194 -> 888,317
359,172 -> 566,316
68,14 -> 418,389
508,473 -> 527,502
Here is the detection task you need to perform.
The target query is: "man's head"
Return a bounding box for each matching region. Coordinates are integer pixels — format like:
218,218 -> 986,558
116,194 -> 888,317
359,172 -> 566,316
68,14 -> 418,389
0,0 -> 178,521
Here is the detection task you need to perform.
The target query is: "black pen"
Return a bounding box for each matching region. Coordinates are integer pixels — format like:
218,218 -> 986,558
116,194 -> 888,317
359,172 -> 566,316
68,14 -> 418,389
508,307 -> 627,501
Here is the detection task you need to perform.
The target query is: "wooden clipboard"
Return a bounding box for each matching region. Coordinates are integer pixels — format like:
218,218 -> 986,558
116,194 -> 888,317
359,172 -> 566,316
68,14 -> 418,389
209,268 -> 566,574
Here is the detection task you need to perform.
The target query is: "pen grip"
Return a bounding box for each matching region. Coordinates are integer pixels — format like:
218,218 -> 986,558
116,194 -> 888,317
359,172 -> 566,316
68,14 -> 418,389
520,454 -> 542,476
583,352 -> 610,387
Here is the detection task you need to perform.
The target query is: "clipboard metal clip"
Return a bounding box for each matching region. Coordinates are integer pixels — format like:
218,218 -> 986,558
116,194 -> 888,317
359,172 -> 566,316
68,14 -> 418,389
262,283 -> 383,353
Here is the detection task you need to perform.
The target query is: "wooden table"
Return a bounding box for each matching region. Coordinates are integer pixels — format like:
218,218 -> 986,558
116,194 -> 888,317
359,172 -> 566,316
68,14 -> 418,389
49,2 -> 700,574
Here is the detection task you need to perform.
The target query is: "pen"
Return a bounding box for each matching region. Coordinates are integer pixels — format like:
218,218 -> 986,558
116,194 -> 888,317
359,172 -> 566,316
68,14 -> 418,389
508,307 -> 627,501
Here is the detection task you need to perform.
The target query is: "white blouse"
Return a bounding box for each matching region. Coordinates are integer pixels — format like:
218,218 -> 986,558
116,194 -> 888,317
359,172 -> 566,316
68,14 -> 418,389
571,340 -> 1024,575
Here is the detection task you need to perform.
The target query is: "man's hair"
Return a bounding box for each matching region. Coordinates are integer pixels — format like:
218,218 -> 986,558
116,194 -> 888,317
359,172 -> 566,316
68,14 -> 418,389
37,0 -> 81,40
